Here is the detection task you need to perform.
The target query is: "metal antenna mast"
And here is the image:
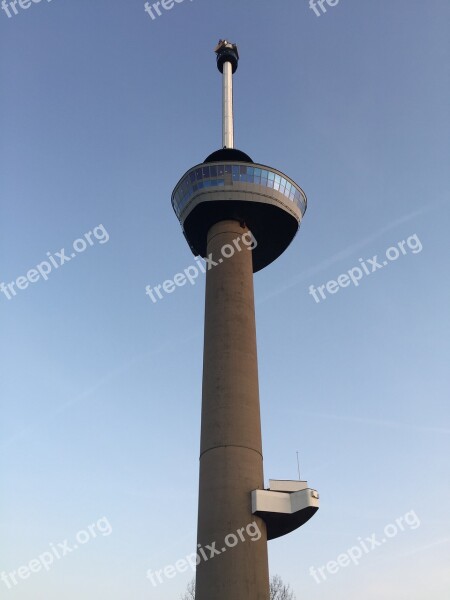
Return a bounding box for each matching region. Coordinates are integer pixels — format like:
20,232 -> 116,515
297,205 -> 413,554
214,40 -> 239,149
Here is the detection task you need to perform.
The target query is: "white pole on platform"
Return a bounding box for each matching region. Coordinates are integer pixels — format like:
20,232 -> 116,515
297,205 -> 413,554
222,60 -> 234,149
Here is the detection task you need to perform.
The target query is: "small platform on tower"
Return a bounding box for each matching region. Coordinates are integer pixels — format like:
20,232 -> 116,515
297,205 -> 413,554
252,479 -> 319,541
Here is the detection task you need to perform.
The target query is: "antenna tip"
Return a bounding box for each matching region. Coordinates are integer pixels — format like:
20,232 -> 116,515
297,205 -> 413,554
214,39 -> 239,74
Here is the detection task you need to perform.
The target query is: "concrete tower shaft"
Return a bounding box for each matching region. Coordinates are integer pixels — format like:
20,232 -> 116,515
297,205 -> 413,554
170,39 -> 319,600
196,220 -> 269,600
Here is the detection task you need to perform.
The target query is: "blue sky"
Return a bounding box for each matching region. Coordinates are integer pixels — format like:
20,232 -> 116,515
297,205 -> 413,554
1,0 -> 449,598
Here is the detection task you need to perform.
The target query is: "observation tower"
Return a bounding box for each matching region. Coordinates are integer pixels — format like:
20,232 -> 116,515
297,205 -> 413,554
171,40 -> 319,600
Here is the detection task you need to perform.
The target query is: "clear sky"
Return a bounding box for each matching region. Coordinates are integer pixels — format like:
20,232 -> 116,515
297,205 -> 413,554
1,0 -> 449,598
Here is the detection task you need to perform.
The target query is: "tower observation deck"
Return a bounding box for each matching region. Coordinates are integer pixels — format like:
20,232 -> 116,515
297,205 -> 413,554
171,40 -> 318,600
171,40 -> 307,272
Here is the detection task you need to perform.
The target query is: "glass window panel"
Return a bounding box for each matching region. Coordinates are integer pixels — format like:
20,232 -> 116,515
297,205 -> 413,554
268,171 -> 275,181
189,172 -> 196,183
204,180 -> 211,187
248,167 -> 254,176
274,182 -> 280,191
218,165 -> 225,176
196,168 -> 202,181
279,185 -> 285,195
202,167 -> 210,178
253,175 -> 261,184
285,181 -> 291,194
267,179 -> 274,188
210,180 -> 217,186
225,165 -> 232,175
274,174 -> 281,184
261,177 -> 268,186
240,165 -> 247,174
255,168 -> 262,177
193,183 -> 198,192
217,179 -> 225,186
198,181 -> 204,189
261,170 -> 268,179
209,165 -> 217,177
